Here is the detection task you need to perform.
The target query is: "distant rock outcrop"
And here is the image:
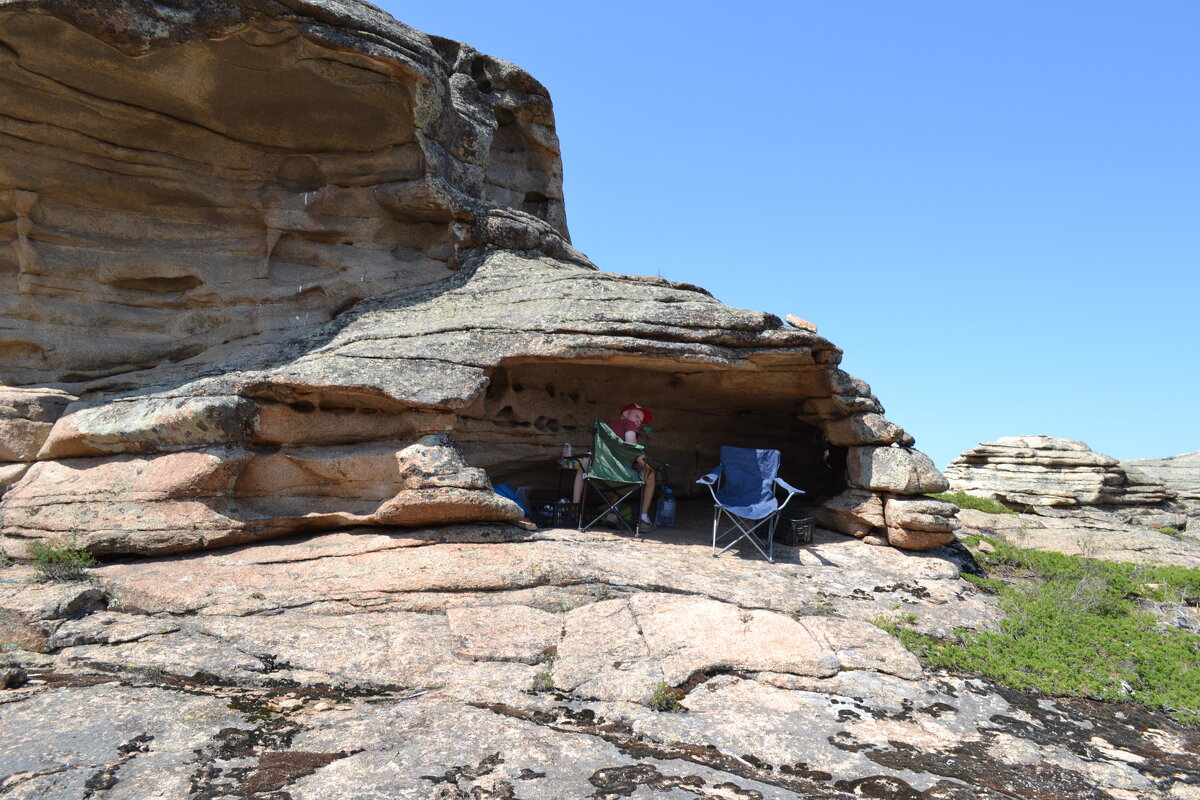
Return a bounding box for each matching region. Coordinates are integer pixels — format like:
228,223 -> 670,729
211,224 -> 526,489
1123,451 -> 1200,525
0,0 -> 953,555
945,436 -> 1171,509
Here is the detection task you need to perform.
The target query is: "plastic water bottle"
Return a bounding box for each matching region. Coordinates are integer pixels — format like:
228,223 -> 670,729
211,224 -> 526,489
555,498 -> 573,527
656,487 -> 676,527
561,442 -> 573,459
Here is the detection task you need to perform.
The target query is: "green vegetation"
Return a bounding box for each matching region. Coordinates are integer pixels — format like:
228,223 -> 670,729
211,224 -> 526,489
647,682 -> 683,712
227,696 -> 276,722
29,540 -> 97,582
877,536 -> 1200,723
927,490 -> 1017,514
1157,526 -> 1181,537
249,591 -> 266,600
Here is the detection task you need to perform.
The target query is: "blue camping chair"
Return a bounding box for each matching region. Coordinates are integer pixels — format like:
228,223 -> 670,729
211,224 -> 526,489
697,447 -> 803,563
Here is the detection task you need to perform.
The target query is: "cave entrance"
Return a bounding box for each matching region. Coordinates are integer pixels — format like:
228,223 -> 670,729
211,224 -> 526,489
455,358 -> 847,509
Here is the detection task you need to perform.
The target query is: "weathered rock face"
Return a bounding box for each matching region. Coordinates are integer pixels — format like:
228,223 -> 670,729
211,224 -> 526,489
946,436 -> 1172,510
1124,451 -> 1200,526
0,0 -> 951,554
3,529 -> 1197,798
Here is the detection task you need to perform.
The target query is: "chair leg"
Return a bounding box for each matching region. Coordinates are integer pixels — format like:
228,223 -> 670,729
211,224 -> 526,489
711,506 -> 720,557
712,509 -> 778,563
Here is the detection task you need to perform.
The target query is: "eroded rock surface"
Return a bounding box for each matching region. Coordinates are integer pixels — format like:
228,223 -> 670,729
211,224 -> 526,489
946,436 -> 1172,509
0,0 -> 953,554
3,527 -> 1196,799
1124,451 -> 1200,529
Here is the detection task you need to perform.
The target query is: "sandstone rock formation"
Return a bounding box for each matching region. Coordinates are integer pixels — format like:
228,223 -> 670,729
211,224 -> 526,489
0,0 -> 954,555
946,436 -> 1172,510
1124,450 -> 1200,527
4,526 -> 1197,797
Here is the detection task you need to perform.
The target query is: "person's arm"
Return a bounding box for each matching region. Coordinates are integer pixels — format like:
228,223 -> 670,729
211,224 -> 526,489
624,430 -> 638,444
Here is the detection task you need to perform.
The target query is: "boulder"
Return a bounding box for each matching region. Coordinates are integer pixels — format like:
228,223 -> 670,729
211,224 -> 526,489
0,389 -> 73,461
0,0 -> 947,552
846,446 -> 949,494
823,413 -> 905,446
812,489 -> 884,538
883,497 -> 961,533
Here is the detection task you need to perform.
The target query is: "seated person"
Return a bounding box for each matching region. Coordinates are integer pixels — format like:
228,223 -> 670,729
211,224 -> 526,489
572,402 -> 657,527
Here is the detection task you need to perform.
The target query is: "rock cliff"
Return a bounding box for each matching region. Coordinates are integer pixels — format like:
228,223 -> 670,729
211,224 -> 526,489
0,0 -> 955,555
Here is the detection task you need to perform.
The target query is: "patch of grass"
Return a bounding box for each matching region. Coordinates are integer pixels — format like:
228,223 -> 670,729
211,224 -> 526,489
534,671 -> 554,692
647,682 -> 683,712
29,540 -> 97,582
880,536 -> 1200,723
927,491 -> 1017,515
787,591 -> 838,618
1157,526 -> 1181,537
249,591 -> 266,600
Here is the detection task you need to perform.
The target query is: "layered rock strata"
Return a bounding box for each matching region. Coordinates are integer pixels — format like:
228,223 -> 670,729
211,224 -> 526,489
946,436 -> 1172,510
0,0 -> 955,555
1124,451 -> 1200,526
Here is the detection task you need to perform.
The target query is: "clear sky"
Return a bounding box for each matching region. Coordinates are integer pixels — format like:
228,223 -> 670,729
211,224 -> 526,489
377,1 -> 1199,468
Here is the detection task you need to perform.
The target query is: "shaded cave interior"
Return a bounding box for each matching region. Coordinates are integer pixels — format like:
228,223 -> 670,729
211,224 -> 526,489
457,359 -> 848,508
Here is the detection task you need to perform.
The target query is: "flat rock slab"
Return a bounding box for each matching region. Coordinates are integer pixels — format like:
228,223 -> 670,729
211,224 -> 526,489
958,508 -> 1200,568
1,526 -> 1197,797
3,666 -> 1196,799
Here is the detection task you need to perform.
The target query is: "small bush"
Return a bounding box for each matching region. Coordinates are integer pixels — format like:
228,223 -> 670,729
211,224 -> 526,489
1157,526 -> 1181,537
29,540 -> 97,582
927,491 -> 1017,515
881,535 -> 1200,723
647,682 -> 682,712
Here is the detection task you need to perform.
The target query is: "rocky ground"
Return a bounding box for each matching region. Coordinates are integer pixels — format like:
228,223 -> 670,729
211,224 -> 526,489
957,507 -> 1200,569
3,508 -> 1198,799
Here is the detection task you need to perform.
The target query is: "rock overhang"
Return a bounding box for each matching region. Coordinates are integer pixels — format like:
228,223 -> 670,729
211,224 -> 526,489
0,0 -> 957,556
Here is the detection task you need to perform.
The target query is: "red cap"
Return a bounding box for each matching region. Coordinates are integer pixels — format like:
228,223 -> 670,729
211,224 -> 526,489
621,403 -> 653,424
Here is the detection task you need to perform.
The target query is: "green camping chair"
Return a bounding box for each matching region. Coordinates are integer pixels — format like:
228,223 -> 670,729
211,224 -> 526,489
578,419 -> 647,537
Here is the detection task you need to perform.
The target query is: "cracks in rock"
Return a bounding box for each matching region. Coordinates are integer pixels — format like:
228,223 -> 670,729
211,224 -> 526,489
0,764 -> 76,796
80,733 -> 153,799
469,699 -> 834,798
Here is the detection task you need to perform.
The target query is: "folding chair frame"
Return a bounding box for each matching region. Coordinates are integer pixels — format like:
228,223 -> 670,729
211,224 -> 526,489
698,466 -> 802,564
576,421 -> 647,538
578,478 -> 645,538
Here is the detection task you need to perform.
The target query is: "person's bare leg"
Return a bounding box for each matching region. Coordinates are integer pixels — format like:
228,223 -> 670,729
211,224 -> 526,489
641,468 -> 656,519
572,466 -> 584,504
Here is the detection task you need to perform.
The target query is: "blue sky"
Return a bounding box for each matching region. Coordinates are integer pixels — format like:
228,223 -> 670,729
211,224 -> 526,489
379,1 -> 1199,468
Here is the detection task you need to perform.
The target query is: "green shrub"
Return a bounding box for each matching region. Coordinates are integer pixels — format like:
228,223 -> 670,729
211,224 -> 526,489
647,682 -> 682,712
927,491 -> 1017,514
29,540 -> 97,582
1157,526 -> 1181,537
882,536 -> 1200,723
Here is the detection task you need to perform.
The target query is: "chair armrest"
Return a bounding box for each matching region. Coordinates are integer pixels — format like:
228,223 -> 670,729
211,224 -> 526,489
774,477 -> 804,514
774,477 -> 803,497
696,466 -> 723,485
